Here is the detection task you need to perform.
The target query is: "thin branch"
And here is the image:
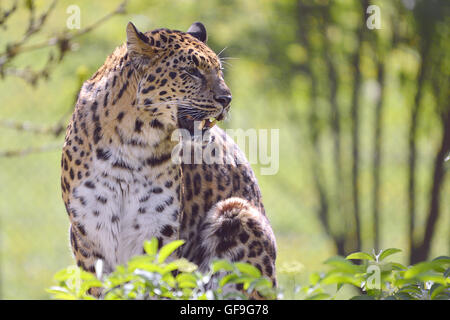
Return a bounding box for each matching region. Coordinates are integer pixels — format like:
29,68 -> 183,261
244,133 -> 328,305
0,0 -> 128,85
16,0 -> 128,55
1,0 -> 58,62
0,76 -> 79,138
0,0 -> 19,27
0,143 -> 61,158
0,119 -> 65,136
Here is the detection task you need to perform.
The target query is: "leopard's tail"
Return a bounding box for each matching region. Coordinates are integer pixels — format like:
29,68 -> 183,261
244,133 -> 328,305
194,197 -> 277,299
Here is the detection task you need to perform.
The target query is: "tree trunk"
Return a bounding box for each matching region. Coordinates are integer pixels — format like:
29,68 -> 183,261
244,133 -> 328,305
410,110 -> 450,263
349,0 -> 369,253
372,60 -> 385,252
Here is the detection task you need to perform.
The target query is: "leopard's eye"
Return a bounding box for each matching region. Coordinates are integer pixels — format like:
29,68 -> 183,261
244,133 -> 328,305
185,66 -> 202,78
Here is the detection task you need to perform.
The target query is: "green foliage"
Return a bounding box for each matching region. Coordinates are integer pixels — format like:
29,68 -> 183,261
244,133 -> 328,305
47,239 -> 276,300
48,242 -> 449,300
300,249 -> 450,300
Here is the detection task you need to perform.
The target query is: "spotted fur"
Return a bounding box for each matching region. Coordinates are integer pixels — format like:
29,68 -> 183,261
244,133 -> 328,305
61,21 -> 276,298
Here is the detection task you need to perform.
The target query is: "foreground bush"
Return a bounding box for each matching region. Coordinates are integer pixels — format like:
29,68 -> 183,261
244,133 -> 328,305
301,249 -> 449,300
48,241 -> 448,300
47,238 -> 275,300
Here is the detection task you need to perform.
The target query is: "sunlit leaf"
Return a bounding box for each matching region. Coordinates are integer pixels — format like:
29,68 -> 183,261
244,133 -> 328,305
324,256 -> 362,273
219,273 -> 239,287
404,262 -> 439,279
212,259 -> 234,273
416,272 -> 448,285
378,248 -> 402,261
309,272 -> 321,286
172,258 -> 198,273
346,252 -> 374,261
321,273 -> 360,287
127,255 -> 153,272
176,273 -> 198,289
390,262 -> 407,271
234,262 -> 261,278
143,238 -> 159,257
157,240 -> 185,263
306,293 -> 330,300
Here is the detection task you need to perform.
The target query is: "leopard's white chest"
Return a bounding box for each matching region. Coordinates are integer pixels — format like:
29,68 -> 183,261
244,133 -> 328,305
70,147 -> 180,271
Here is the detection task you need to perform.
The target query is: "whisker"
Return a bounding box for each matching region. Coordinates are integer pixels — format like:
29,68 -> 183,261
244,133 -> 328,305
220,61 -> 233,68
217,46 -> 228,58
219,57 -> 239,60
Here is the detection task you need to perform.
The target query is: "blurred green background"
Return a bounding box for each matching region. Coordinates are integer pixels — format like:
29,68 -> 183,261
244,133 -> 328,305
0,0 -> 448,299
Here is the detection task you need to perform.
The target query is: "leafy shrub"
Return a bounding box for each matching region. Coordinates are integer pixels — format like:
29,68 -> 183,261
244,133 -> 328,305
301,249 -> 449,300
48,242 -> 448,300
47,238 -> 275,300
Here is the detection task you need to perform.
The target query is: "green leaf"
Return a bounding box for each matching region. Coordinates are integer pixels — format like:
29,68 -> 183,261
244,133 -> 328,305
321,273 -> 360,287
250,277 -> 273,290
324,256 -> 361,274
231,276 -> 256,290
366,288 -> 383,297
134,263 -> 163,274
234,262 -> 261,278
219,273 -> 239,287
432,256 -> 450,262
49,291 -> 78,300
306,293 -> 330,300
248,278 -> 275,299
378,248 -> 402,261
346,252 -> 374,261
444,267 -> 450,278
212,259 -> 234,273
416,271 -> 448,285
350,295 -> 375,300
143,238 -> 159,257
176,273 -> 198,289
309,272 -> 321,286
53,266 -> 89,281
390,262 -> 407,270
404,261 -> 439,279
430,283 -> 446,300
157,240 -> 185,263
398,285 -> 422,295
172,258 -> 198,273
161,262 -> 181,275
395,292 -> 414,300
431,257 -> 450,272
127,255 -> 153,271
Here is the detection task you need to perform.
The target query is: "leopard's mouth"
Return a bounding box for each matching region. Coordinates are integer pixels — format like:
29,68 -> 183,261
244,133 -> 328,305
177,102 -> 229,136
177,115 -> 218,136
177,107 -> 229,136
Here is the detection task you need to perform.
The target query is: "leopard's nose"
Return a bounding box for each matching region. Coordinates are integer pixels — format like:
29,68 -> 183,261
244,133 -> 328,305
214,95 -> 232,108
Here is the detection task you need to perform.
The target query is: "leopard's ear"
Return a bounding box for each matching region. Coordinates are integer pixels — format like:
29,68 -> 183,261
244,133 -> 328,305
126,22 -> 159,56
187,22 -> 207,43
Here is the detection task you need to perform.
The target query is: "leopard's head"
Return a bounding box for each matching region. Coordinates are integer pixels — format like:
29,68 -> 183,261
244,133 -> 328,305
126,22 -> 231,135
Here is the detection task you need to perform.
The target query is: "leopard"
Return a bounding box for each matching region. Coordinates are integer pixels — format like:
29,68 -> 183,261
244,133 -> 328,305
61,21 -> 277,298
